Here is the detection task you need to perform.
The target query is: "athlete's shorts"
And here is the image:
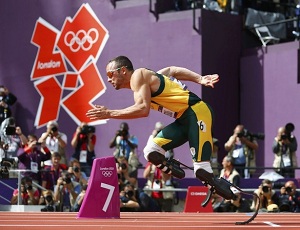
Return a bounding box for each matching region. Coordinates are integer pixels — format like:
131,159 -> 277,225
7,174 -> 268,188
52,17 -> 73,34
152,101 -> 214,162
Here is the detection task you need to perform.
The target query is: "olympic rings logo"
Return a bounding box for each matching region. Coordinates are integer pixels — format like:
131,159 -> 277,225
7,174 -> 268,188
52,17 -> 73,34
102,171 -> 113,177
64,28 -> 99,52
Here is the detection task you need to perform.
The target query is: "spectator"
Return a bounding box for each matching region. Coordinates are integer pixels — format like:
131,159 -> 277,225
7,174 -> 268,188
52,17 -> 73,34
39,120 -> 68,165
219,156 -> 240,186
120,184 -> 160,212
116,156 -> 138,189
0,85 -> 17,125
17,134 -> 51,185
71,122 -> 96,177
213,156 -> 240,212
272,124 -> 298,178
10,176 -> 40,205
251,179 -> 279,212
120,184 -> 140,212
54,171 -> 81,212
214,188 -> 251,212
211,138 -> 220,176
278,180 -> 300,212
68,158 -> 88,186
143,161 -> 174,212
73,184 -> 88,212
39,189 -> 56,212
110,122 -> 139,170
224,124 -> 259,178
41,152 -> 67,191
0,118 -> 27,177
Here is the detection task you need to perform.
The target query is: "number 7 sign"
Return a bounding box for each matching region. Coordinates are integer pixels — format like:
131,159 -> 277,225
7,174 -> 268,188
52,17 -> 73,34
77,157 -> 120,218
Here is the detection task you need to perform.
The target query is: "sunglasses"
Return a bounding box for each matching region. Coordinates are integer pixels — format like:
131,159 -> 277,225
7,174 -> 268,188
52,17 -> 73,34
106,66 -> 127,78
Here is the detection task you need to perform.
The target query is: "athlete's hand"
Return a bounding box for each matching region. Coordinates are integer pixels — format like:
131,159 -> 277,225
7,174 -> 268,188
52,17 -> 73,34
200,74 -> 219,88
86,105 -> 109,120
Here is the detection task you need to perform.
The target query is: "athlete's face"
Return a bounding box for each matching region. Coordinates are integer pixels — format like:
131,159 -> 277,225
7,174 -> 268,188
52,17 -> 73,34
106,62 -> 124,90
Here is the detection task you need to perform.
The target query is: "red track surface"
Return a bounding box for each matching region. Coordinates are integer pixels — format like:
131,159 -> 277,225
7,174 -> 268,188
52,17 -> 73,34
0,212 -> 299,229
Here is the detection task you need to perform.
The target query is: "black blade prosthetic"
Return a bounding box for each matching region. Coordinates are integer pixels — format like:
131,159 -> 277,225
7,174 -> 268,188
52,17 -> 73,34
170,159 -> 260,225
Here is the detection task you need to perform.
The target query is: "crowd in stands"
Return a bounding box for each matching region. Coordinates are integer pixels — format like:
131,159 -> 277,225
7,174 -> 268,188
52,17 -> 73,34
0,85 -> 299,213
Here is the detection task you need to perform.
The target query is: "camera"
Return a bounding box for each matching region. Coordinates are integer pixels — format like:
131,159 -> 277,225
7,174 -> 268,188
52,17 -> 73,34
278,194 -> 292,212
2,117 -> 16,135
237,129 -> 265,140
125,190 -> 134,198
63,177 -> 72,184
285,186 -> 292,193
25,185 -> 33,190
81,125 -> 95,134
262,185 -> 270,193
41,204 -> 55,212
73,166 -> 80,173
51,126 -> 58,132
281,123 -> 295,142
118,129 -> 128,137
120,163 -> 127,170
0,165 -> 9,179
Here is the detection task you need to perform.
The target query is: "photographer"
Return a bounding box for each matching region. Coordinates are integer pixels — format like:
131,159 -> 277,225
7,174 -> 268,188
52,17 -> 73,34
272,124 -> 298,178
39,120 -> 67,165
39,190 -> 56,212
68,158 -> 88,186
11,176 -> 40,205
71,122 -> 96,177
278,180 -> 300,212
54,171 -> 81,212
0,85 -> 17,125
120,184 -> 140,211
224,124 -> 260,178
0,118 -> 26,163
251,179 -> 279,212
116,156 -> 138,189
110,122 -> 139,170
18,134 -> 51,185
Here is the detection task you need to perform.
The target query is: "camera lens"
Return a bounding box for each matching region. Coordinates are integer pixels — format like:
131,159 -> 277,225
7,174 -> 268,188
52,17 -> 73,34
73,167 -> 80,173
262,186 -> 270,193
26,185 -> 33,190
126,190 -> 134,198
51,126 -> 58,132
45,195 -> 53,202
121,163 -> 127,170
64,177 -> 72,184
285,186 -> 292,193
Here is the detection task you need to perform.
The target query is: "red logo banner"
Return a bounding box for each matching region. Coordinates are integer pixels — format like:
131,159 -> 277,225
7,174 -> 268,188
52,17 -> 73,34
30,3 -> 109,128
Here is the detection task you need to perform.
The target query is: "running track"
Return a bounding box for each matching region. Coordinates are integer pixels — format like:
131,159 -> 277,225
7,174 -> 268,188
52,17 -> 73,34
0,212 -> 299,229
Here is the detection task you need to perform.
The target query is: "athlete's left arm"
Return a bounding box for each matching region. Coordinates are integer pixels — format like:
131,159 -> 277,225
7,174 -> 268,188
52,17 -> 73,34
158,66 -> 219,88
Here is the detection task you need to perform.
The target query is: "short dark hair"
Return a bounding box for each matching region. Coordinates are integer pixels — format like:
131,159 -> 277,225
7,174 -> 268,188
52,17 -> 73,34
52,152 -> 61,159
108,56 -> 134,71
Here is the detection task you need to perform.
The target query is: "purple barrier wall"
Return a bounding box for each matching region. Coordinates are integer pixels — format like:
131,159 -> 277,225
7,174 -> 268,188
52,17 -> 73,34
0,0 -> 299,179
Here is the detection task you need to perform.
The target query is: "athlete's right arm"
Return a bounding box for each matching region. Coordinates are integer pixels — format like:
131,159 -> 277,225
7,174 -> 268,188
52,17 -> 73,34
158,66 -> 219,88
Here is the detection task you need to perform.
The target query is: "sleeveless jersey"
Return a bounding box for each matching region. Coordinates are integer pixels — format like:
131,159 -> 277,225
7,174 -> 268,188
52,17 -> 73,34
150,73 -> 201,119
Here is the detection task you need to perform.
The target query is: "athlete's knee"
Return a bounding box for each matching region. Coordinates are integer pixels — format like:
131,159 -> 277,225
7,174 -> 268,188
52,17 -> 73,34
143,141 -> 165,162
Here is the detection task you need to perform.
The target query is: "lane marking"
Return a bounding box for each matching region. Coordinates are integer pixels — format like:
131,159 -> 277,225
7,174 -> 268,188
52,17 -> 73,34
264,221 -> 280,227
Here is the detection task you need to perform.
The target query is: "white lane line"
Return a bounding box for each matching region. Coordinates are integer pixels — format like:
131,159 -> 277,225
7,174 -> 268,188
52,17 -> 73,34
264,221 -> 280,227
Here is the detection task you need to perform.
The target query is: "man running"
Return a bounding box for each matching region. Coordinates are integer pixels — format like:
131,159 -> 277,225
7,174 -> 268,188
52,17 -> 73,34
86,55 -> 235,200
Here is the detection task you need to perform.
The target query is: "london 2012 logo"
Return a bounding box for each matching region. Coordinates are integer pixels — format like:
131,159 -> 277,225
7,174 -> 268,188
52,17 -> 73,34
30,3 -> 109,128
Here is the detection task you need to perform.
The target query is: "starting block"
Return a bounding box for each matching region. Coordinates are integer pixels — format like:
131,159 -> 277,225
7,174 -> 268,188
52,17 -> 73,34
183,186 -> 213,212
77,156 -> 120,218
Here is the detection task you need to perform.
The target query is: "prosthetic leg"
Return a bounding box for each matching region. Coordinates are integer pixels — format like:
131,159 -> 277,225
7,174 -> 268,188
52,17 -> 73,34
170,159 -> 260,225
147,151 -> 185,179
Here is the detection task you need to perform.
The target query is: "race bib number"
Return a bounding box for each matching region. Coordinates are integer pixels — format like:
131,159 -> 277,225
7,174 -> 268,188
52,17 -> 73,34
282,154 -> 291,167
79,150 -> 87,163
